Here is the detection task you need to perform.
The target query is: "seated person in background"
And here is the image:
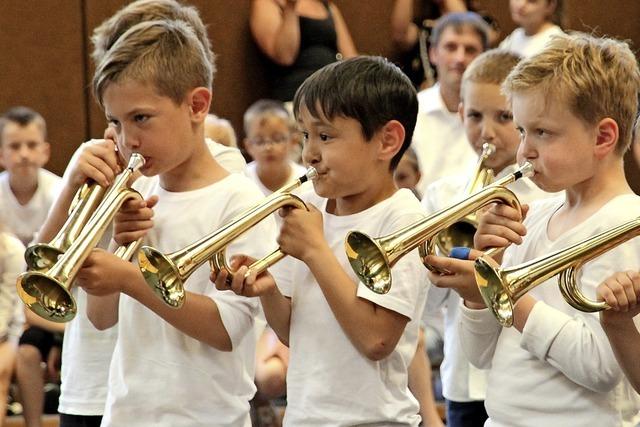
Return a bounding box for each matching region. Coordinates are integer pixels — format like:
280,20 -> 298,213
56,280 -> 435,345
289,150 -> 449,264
250,0 -> 357,102
499,0 -> 563,57
204,113 -> 238,148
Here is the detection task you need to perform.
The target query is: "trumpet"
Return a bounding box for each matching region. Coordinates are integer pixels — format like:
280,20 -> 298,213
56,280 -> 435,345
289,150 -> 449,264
434,142 -> 495,256
138,167 -> 317,308
345,162 -> 533,294
25,183 -> 106,272
16,153 -> 145,323
475,216 -> 640,327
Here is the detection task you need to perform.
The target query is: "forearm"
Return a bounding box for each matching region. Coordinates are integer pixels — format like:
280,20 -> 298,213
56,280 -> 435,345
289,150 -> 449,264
390,0 -> 419,50
86,292 -> 119,330
306,246 -> 406,360
459,302 -> 501,368
269,4 -> 301,65
409,346 -> 443,426
603,317 -> 640,393
36,184 -> 80,243
259,290 -> 291,345
125,275 -> 233,351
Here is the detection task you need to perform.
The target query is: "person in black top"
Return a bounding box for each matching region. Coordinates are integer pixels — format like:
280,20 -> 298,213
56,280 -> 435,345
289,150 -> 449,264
250,0 -> 357,102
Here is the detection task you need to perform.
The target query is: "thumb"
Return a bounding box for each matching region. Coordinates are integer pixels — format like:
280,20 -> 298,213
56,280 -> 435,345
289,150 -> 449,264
145,195 -> 160,209
520,204 -> 530,221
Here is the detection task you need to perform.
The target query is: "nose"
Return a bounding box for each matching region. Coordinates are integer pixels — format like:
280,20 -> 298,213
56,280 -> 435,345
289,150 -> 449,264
118,127 -> 140,151
517,133 -> 537,162
301,138 -> 320,167
480,120 -> 496,142
18,144 -> 31,159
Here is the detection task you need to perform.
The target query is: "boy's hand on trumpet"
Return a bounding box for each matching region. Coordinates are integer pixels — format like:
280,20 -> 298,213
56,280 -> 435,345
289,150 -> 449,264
113,195 -> 159,245
211,255 -> 278,298
424,247 -> 486,307
598,271 -> 640,325
474,203 -> 529,251
63,129 -> 122,190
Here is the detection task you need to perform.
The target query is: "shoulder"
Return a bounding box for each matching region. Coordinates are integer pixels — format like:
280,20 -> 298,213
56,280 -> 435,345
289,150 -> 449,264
523,195 -> 564,226
39,168 -> 62,185
375,189 -> 425,232
422,174 -> 467,211
205,139 -> 246,174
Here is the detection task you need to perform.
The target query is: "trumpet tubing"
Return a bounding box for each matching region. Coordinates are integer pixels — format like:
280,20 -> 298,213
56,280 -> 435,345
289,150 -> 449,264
139,168 -> 317,308
16,153 -> 145,323
475,216 -> 640,327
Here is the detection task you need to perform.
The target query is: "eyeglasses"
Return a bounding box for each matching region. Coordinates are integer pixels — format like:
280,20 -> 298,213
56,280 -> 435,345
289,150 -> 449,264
247,134 -> 289,147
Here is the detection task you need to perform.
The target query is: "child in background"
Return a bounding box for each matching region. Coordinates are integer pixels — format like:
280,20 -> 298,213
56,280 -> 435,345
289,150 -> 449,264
244,99 -> 307,196
215,56 -> 428,426
499,0 -> 563,57
205,113 -> 238,148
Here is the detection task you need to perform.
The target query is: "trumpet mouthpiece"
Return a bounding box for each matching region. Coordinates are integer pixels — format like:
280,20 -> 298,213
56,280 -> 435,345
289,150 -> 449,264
482,142 -> 496,157
516,162 -> 534,180
127,153 -> 146,172
301,167 -> 318,183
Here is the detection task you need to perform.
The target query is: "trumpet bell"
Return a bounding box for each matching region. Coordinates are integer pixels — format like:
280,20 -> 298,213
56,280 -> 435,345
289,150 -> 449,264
345,231 -> 391,294
474,255 -> 514,327
24,245 -> 64,272
16,272 -> 76,323
138,246 -> 184,308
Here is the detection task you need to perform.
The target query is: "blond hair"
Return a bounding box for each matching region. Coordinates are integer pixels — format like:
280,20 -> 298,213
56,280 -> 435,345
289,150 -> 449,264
205,114 -> 238,147
92,19 -> 213,107
503,32 -> 640,154
91,0 -> 215,72
461,49 -> 522,99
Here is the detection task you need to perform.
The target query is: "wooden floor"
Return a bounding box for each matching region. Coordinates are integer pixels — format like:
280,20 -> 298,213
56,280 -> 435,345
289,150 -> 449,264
3,415 -> 59,427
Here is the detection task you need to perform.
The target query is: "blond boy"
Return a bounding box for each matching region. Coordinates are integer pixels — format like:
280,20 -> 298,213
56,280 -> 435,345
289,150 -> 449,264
74,19 -> 277,427
452,33 -> 640,426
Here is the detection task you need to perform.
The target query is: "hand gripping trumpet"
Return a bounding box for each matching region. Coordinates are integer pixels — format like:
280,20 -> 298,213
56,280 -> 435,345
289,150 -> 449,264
138,167 -> 317,308
434,142 -> 495,256
16,153 -> 145,323
345,162 -> 533,294
474,216 -> 640,327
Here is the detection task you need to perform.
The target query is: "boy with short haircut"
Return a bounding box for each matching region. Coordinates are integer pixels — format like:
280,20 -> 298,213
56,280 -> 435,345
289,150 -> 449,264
75,19 -> 277,427
216,56 -> 428,426
0,106 -> 61,245
448,33 -> 640,426
421,48 -> 557,427
243,99 -> 306,196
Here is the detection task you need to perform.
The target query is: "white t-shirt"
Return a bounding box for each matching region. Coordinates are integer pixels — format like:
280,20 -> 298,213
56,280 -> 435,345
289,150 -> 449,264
101,173 -> 277,427
459,193 -> 640,427
412,84 -> 477,197
245,161 -> 307,197
0,233 -> 25,344
58,138 -> 247,417
499,25 -> 564,58
276,187 -> 428,426
423,164 -> 556,402
0,169 -> 61,245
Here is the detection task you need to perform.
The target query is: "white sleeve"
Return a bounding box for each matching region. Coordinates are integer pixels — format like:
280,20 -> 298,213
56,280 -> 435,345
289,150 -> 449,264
458,301 -> 502,369
213,147 -> 247,175
521,302 -> 621,393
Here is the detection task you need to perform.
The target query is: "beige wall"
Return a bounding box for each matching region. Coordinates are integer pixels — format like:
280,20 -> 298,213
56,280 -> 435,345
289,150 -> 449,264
0,0 -> 638,189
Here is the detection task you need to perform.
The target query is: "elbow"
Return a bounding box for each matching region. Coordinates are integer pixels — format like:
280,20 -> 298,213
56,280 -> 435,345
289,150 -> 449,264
362,339 -> 396,361
588,369 -> 622,393
272,52 -> 297,67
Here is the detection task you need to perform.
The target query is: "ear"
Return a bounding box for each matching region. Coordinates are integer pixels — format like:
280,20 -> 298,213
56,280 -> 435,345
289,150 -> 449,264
244,138 -> 256,158
187,87 -> 212,122
428,45 -> 438,66
458,101 -> 465,123
378,120 -> 405,163
593,117 -> 619,158
42,142 -> 51,163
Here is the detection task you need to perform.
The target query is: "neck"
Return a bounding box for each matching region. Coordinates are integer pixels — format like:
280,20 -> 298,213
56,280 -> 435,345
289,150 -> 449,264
9,172 -> 39,205
257,162 -> 292,192
523,21 -> 553,37
328,174 -> 398,216
563,157 -> 632,212
439,84 -> 461,113
160,139 -> 228,192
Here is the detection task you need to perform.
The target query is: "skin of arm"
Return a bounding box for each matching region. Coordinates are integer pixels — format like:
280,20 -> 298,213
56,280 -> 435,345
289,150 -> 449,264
250,0 -> 301,66
598,271 -> 640,393
78,249 -> 235,351
408,328 -> 445,427
328,2 -> 358,58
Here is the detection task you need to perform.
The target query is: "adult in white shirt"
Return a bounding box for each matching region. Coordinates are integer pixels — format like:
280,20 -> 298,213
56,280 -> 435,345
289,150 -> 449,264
412,12 -> 489,195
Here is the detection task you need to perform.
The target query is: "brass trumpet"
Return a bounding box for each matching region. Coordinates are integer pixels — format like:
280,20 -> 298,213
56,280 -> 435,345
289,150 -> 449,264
16,154 -> 145,323
434,142 -> 495,255
475,216 -> 640,327
345,162 -> 533,294
25,183 -> 106,272
138,167 -> 317,308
